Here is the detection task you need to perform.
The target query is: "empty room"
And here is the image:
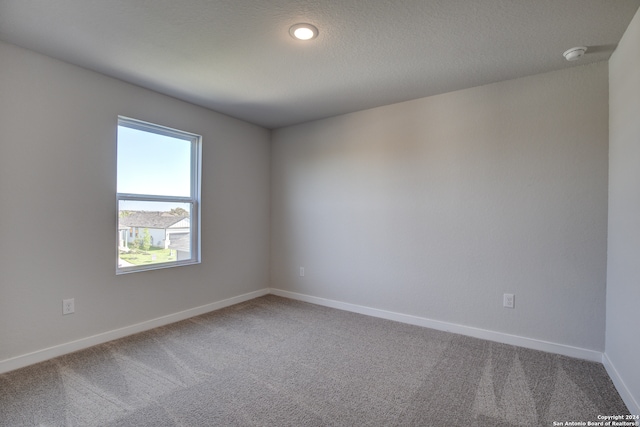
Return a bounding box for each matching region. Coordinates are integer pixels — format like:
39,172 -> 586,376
1,1 -> 639,425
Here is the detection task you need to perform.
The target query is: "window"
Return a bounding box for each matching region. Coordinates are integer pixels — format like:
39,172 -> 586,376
117,117 -> 201,273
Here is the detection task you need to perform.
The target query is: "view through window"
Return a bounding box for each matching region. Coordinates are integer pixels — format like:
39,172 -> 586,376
117,117 -> 201,273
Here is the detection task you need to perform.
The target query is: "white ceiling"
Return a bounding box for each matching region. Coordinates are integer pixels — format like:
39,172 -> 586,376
1,0 -> 638,129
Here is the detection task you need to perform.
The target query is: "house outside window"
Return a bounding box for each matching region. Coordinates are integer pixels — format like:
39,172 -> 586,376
116,117 -> 201,273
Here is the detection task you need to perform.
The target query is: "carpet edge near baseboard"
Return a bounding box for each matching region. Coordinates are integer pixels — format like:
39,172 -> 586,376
0,288 -> 270,375
0,287 -> 603,374
3,286 -> 636,415
602,353 -> 640,416
269,288 -> 603,362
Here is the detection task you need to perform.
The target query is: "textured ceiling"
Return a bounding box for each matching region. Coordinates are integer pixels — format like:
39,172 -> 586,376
1,0 -> 639,128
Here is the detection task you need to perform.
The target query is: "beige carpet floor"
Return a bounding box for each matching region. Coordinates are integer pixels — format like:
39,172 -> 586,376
0,295 -> 630,426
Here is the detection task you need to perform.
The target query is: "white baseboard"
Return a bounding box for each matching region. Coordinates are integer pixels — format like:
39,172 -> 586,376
269,288 -> 603,363
0,288 -> 270,375
602,353 -> 640,415
0,287 -> 611,378
3,286 -> 635,415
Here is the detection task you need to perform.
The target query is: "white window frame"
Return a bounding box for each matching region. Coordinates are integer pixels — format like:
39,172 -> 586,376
116,116 -> 201,274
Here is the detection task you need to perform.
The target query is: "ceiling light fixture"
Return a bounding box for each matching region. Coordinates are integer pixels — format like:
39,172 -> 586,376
563,46 -> 587,61
289,23 -> 319,41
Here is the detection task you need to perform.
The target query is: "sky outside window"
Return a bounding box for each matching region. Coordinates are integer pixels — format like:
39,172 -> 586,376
117,126 -> 192,197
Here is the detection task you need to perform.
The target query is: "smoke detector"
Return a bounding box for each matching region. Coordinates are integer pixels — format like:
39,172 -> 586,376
563,47 -> 587,61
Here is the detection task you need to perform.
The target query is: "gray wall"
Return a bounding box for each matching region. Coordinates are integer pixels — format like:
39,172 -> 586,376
271,62 -> 609,351
0,41 -> 270,362
2,21 -> 633,403
607,7 -> 640,412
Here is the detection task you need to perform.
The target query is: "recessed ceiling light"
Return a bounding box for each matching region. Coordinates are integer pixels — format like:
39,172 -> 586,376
289,23 -> 319,41
563,46 -> 587,61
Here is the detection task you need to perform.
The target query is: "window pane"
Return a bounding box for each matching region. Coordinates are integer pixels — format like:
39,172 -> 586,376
118,200 -> 192,268
117,125 -> 192,197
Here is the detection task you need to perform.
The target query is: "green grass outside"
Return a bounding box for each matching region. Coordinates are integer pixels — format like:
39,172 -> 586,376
119,247 -> 177,265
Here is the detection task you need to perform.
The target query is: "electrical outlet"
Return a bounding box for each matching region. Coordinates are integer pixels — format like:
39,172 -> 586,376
63,298 -> 75,315
503,293 -> 515,309
299,267 -> 305,277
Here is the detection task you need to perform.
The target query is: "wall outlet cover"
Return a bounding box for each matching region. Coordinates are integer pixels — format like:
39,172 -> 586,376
63,298 -> 75,315
503,293 -> 515,309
